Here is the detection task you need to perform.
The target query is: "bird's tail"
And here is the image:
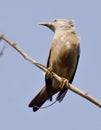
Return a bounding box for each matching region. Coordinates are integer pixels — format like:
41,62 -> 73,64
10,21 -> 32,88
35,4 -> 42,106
28,86 -> 60,112
28,86 -> 49,112
28,86 -> 67,112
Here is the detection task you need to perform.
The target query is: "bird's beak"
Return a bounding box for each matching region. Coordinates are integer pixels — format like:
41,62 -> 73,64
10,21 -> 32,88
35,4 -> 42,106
39,22 -> 51,27
39,21 -> 54,32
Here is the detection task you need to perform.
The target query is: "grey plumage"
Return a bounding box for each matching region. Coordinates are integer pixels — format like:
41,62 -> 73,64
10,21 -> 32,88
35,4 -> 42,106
29,19 -> 80,112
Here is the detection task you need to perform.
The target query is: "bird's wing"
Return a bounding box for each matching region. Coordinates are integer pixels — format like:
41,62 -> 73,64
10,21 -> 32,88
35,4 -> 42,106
46,48 -> 51,68
69,44 -> 80,83
45,49 -> 53,101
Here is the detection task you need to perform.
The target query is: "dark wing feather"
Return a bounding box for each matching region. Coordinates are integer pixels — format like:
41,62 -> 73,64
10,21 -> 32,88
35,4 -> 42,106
45,49 -> 53,101
69,44 -> 80,83
46,49 -> 51,68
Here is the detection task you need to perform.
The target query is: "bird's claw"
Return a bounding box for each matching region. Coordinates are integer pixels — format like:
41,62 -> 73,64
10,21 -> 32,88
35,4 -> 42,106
59,78 -> 69,90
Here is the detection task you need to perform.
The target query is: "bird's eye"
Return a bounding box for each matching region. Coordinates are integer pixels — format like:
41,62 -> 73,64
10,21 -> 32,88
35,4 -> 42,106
53,19 -> 57,22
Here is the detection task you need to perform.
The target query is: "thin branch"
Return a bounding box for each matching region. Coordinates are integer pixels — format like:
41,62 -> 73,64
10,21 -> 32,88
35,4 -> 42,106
0,34 -> 47,72
0,33 -> 101,108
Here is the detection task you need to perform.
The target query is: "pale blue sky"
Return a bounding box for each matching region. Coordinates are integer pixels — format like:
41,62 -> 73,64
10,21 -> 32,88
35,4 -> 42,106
0,0 -> 101,130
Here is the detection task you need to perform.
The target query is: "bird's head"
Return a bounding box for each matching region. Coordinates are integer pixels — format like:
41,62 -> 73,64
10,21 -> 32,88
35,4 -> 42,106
39,19 -> 74,32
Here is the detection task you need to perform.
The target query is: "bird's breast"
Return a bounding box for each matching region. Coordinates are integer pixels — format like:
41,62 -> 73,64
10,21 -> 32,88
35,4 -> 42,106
50,40 -> 79,80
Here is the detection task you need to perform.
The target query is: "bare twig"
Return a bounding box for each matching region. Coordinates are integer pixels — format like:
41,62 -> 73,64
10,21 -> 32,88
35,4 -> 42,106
0,33 -> 101,108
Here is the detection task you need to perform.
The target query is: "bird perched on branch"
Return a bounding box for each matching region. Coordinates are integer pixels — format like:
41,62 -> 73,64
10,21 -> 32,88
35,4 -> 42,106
29,19 -> 80,112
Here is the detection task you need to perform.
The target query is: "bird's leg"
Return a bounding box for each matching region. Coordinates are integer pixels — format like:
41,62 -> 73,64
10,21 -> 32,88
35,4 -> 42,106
59,78 -> 69,90
45,68 -> 53,101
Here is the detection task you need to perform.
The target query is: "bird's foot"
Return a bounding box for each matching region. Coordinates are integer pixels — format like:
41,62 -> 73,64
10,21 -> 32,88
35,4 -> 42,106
59,78 -> 69,90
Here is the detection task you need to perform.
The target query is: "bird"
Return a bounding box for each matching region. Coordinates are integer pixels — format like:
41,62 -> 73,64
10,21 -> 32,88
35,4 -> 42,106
28,19 -> 80,112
